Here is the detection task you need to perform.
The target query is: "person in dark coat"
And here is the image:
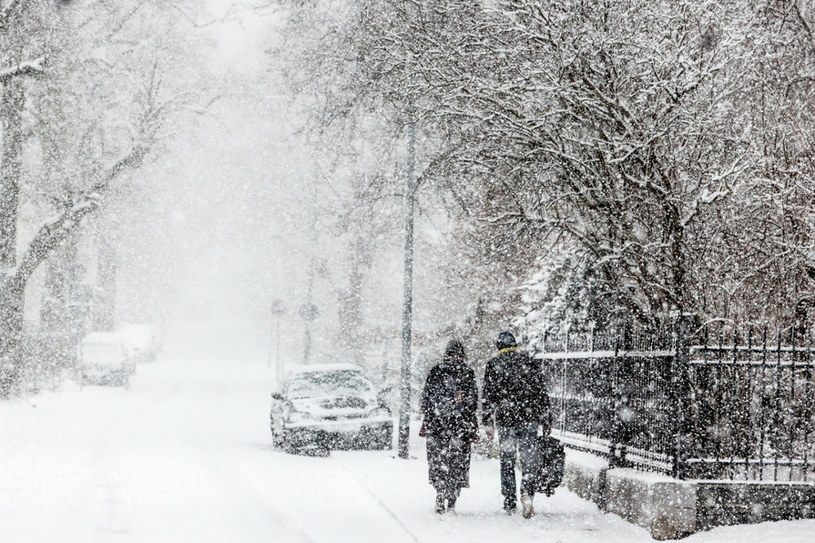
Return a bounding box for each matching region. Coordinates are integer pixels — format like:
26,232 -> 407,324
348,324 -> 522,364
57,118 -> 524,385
482,331 -> 552,518
419,339 -> 479,514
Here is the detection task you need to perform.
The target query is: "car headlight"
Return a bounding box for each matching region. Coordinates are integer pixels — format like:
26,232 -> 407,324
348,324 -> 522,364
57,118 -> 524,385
286,407 -> 312,423
369,407 -> 391,418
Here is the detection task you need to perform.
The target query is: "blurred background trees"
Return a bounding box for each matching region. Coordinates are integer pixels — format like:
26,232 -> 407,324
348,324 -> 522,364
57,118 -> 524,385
0,0 -> 214,395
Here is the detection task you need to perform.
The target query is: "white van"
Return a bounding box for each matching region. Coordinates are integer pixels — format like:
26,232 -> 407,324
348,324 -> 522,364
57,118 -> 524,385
78,332 -> 133,387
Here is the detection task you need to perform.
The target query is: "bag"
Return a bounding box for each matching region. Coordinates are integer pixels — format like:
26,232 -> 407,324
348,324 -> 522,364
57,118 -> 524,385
533,436 -> 565,496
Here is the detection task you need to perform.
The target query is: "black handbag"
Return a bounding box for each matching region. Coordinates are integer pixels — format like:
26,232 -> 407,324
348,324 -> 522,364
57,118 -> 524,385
533,435 -> 565,495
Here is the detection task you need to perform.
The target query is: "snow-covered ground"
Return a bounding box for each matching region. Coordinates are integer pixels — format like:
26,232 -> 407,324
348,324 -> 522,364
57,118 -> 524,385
1,350 -> 813,542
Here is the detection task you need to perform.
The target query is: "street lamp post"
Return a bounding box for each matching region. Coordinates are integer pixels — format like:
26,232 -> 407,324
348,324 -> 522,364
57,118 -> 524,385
269,299 -> 285,383
397,111 -> 417,460
300,302 -> 318,365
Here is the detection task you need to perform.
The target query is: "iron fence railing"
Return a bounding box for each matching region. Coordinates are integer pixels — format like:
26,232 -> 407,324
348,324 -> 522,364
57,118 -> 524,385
687,323 -> 815,481
535,317 -> 815,482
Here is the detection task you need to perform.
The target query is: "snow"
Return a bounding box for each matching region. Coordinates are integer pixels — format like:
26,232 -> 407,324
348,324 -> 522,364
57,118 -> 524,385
289,362 -> 365,375
2,351 -> 813,543
116,324 -> 162,353
79,332 -> 128,366
567,447 -> 619,471
0,56 -> 46,80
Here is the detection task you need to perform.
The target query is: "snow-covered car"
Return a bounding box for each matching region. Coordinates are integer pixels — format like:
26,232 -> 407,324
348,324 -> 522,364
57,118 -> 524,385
78,332 -> 134,387
117,324 -> 162,363
270,364 -> 393,451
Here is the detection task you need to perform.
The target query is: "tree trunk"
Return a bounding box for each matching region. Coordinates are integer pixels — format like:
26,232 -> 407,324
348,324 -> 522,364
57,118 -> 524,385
41,232 -> 82,334
0,79 -> 23,265
0,78 -> 25,398
337,234 -> 371,359
0,278 -> 25,398
94,234 -> 117,332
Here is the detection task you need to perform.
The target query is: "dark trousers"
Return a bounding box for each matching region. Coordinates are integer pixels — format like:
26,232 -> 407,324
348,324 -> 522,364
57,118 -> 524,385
426,433 -> 471,499
498,422 -> 538,499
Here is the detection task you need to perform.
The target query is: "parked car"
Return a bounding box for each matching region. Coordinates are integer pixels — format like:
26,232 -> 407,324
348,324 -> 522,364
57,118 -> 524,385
117,324 -> 162,363
78,332 -> 134,387
270,364 -> 393,452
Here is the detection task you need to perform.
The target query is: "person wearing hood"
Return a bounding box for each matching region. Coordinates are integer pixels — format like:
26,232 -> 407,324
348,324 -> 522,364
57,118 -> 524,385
419,339 -> 479,514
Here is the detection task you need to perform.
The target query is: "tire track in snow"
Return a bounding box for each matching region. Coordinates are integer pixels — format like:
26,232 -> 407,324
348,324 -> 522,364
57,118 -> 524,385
181,385 -> 318,543
195,448 -> 318,543
337,463 -> 422,543
92,479 -> 131,543
87,390 -> 136,543
88,363 -> 190,542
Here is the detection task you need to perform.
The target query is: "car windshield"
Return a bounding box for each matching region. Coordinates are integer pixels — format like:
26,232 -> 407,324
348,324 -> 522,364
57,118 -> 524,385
82,343 -> 124,366
288,370 -> 373,399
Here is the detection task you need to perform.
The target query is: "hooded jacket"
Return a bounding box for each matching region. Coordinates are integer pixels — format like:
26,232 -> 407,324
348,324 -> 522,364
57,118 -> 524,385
420,340 -> 479,440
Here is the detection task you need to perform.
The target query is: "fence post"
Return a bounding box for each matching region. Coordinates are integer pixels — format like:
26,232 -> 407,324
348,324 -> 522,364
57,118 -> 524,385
608,325 -> 621,467
609,319 -> 629,468
672,313 -> 692,480
589,322 -> 596,352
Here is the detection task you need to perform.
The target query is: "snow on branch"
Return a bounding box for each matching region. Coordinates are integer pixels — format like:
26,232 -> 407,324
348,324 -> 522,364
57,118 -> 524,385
0,0 -> 23,31
0,56 -> 46,82
794,0 -> 815,47
680,156 -> 749,227
5,145 -> 150,291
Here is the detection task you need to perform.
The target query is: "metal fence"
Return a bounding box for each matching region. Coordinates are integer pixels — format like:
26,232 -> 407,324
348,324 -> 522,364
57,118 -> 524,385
535,318 -> 815,482
688,323 -> 815,481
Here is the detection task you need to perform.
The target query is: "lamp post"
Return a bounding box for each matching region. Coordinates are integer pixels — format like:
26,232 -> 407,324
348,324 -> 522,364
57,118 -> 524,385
397,110 -> 417,460
269,299 -> 285,382
300,302 -> 318,365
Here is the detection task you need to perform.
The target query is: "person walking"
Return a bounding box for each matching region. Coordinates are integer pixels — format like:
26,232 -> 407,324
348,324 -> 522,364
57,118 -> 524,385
482,331 -> 552,518
419,339 -> 479,514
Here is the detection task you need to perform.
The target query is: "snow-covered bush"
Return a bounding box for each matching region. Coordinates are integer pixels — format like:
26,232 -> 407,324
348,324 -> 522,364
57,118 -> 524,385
515,248 -> 613,352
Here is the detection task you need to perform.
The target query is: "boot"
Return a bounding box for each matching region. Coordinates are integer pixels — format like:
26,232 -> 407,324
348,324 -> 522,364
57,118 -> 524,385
435,492 -> 446,514
447,488 -> 460,512
503,495 -> 517,514
521,493 -> 534,519
447,496 -> 457,512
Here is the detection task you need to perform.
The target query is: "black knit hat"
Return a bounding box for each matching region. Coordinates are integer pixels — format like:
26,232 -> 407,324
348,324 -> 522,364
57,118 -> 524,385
496,331 -> 517,350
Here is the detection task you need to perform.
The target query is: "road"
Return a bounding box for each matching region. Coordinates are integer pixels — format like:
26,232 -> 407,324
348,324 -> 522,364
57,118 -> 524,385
1,349 -> 811,543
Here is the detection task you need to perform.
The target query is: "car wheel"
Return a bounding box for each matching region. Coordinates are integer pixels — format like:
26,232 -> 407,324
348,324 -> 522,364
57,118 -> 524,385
365,432 -> 390,450
271,424 -> 284,448
377,435 -> 393,450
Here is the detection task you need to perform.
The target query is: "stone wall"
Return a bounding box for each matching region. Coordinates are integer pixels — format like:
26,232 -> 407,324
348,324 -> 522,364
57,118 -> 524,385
561,450 -> 815,540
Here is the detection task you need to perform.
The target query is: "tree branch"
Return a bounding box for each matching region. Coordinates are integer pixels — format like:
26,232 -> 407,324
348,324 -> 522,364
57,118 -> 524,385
0,56 -> 46,82
2,144 -> 150,292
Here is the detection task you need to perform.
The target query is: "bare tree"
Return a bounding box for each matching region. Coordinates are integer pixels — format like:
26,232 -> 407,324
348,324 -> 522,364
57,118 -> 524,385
0,0 -> 214,396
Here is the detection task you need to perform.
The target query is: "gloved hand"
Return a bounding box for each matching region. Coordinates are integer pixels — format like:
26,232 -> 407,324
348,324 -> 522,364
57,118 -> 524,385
485,425 -> 495,442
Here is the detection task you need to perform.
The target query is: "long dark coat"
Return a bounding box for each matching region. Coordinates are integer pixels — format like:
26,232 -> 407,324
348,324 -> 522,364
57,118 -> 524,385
420,340 -> 478,496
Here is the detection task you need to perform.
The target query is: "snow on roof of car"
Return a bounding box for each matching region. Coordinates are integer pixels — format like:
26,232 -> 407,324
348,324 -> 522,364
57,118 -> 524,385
118,323 -> 159,334
288,363 -> 363,375
81,331 -> 124,345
